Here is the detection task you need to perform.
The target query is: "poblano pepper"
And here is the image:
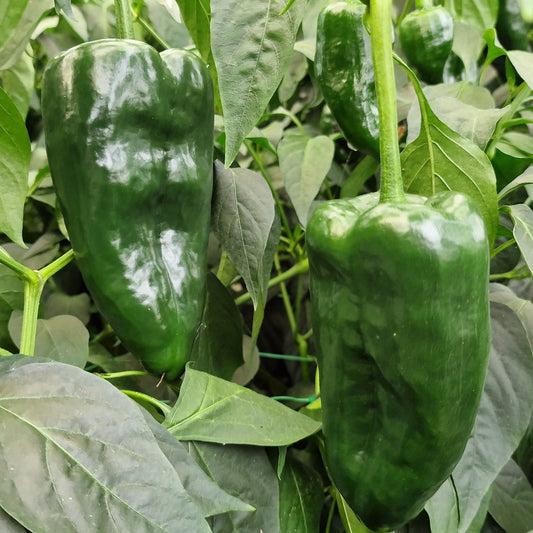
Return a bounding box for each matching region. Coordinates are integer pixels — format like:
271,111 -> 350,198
496,0 -> 531,51
399,0 -> 454,84
315,0 -> 380,157
308,2 -> 490,529
42,40 -> 214,380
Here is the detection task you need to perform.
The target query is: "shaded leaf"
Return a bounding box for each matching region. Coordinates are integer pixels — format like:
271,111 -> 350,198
189,272 -> 244,381
489,460 -> 533,533
0,87 -> 30,246
0,356 -> 211,533
164,367 -> 321,446
142,412 -> 253,518
508,50 -> 533,90
9,312 -> 89,368
212,161 -> 281,311
145,0 -> 192,49
188,441 -> 279,533
451,293 -> 533,532
0,262 -> 24,351
278,131 -> 334,226
498,167 -> 533,201
506,204 -> 533,275
44,292 -> 91,326
0,507 -> 26,533
211,0 -> 305,164
278,50 -> 308,104
0,46 -> 34,119
425,478 -> 459,533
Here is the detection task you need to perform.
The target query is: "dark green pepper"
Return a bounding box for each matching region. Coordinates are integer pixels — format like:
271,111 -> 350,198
307,191 -> 491,530
399,2 -> 454,84
315,0 -> 380,157
496,0 -> 531,51
42,39 -> 214,380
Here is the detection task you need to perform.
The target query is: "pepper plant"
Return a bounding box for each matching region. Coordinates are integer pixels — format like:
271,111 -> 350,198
0,0 -> 533,532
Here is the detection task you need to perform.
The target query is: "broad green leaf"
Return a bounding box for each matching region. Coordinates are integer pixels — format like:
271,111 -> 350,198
489,460 -> 533,533
211,0 -> 306,165
506,204 -> 533,274
452,292 -> 533,532
0,46 -> 34,118
212,161 -> 281,311
0,0 -> 54,70
164,367 -> 321,445
451,22 -> 485,81
187,441 -> 278,533
189,272 -> 244,382
0,86 -> 30,246
0,507 -> 26,533
279,454 -> 323,533
175,0 -> 211,60
446,0 -> 498,33
44,292 -> 91,326
507,51 -> 533,91
336,491 -> 374,533
0,356 -> 212,533
0,262 -> 24,351
278,50 -> 308,104
9,312 -> 89,368
400,70 -> 498,244
405,83 -> 507,149
278,131 -> 334,226
145,0 -> 192,49
142,413 -> 253,518
498,167 -> 533,200
425,478 -> 460,533
496,132 -> 533,159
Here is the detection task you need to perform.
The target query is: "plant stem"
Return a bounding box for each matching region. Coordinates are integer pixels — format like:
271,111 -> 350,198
370,0 -> 405,203
120,389 -> 171,415
235,258 -> 309,305
131,7 -> 170,49
0,247 -> 38,282
259,352 -> 315,362
415,0 -> 432,9
114,0 -> 135,40
19,276 -> 45,355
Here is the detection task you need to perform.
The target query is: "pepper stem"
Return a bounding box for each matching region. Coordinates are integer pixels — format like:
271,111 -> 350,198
114,0 -> 135,40
370,0 -> 405,203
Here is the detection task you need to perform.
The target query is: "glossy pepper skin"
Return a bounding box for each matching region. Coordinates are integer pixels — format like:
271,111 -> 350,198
315,1 -> 380,157
42,40 -> 214,380
496,0 -> 531,51
307,191 -> 490,530
399,5 -> 454,84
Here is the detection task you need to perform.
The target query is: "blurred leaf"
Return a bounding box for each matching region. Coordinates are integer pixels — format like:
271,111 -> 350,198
0,261 -> 24,351
211,0 -> 306,165
44,292 -> 91,326
9,311 -> 89,368
278,50 -> 308,104
278,131 -> 334,227
489,459 -> 533,533
508,50 -> 533,90
0,356 -> 211,532
506,204 -> 533,274
498,167 -> 533,201
164,367 -> 321,446
0,46 -> 34,118
144,0 -> 192,48
0,507 -> 26,533
0,86 -> 30,246
451,291 -> 533,532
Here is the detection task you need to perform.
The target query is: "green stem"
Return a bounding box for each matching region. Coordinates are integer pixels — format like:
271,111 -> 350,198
97,370 -> 149,379
415,0 -> 432,9
259,352 -> 316,362
121,389 -> 171,415
40,249 -> 74,281
131,8 -> 170,49
370,0 -> 405,203
490,238 -> 516,258
235,258 -> 309,305
114,0 -> 135,40
271,394 -> 317,403
0,247 -> 38,282
19,276 -> 45,356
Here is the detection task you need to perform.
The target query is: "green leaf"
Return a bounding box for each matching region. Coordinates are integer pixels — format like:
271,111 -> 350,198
44,292 -> 91,326
447,0 -> 498,33
0,86 -> 30,246
405,83 -> 507,149
451,22 -> 485,81
9,312 -> 89,368
164,367 -> 321,446
211,0 -> 306,165
145,0 -> 192,49
399,65 -> 498,244
278,131 -> 334,227
212,161 -> 281,311
0,261 -> 24,351
278,50 -> 308,104
451,290 -> 533,532
336,491 -> 374,533
187,441 -> 278,533
0,0 -> 54,70
0,507 -> 26,533
498,167 -> 533,200
279,454 -> 323,533
175,0 -> 211,60
489,460 -> 533,533
189,272 -> 244,382
54,0 -> 73,18
0,46 -> 34,119
0,356 -> 212,532
425,478 -> 460,533
142,413 -> 253,518
507,51 -> 533,91
506,204 -> 533,274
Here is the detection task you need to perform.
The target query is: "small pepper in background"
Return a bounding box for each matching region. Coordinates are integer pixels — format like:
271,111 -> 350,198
315,0 -> 380,157
399,0 -> 454,85
42,40 -> 214,380
496,0 -> 532,51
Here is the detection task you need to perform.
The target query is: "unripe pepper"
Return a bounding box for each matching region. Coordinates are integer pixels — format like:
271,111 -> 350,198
315,0 -> 380,157
399,1 -> 454,84
308,2 -> 490,529
496,0 -> 531,51
42,40 -> 214,380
